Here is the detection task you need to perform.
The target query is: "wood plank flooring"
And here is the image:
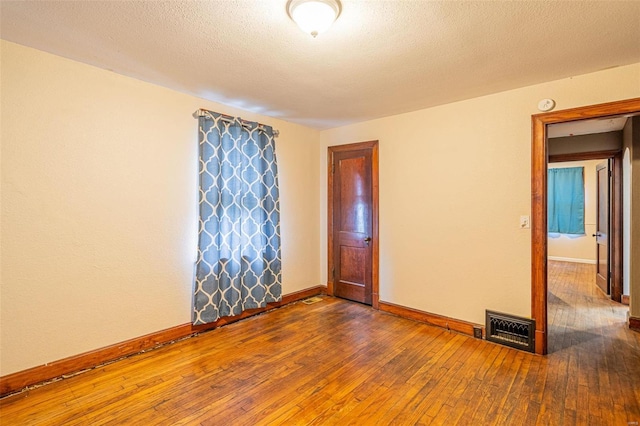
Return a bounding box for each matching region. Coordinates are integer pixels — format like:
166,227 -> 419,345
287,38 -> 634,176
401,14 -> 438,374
1,261 -> 639,425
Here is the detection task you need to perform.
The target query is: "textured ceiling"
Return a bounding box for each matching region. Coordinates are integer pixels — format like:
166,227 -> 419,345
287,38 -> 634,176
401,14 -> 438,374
1,1 -> 639,129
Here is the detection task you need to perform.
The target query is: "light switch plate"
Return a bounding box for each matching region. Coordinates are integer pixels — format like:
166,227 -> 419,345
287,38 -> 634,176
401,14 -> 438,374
520,215 -> 530,229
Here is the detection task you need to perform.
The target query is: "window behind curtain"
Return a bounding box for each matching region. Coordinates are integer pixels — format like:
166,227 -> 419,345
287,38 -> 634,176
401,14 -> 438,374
548,166 -> 585,234
193,111 -> 282,325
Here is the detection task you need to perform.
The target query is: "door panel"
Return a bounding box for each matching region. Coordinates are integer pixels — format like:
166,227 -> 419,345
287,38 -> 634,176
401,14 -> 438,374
339,156 -> 368,234
340,246 -> 366,283
595,161 -> 610,295
331,146 -> 374,305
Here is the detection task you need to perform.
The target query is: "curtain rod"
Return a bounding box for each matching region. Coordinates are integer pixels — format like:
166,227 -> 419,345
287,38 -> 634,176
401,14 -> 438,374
193,109 -> 279,138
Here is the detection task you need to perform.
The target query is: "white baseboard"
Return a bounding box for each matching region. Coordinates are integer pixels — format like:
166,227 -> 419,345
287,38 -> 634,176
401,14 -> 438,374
548,256 -> 596,264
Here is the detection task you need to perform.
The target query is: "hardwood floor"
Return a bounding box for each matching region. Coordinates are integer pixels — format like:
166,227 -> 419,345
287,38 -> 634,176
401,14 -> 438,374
1,261 -> 639,425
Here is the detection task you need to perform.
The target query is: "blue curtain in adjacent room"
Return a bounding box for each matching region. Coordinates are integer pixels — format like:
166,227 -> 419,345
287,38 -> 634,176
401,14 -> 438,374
548,167 -> 585,234
193,111 -> 282,325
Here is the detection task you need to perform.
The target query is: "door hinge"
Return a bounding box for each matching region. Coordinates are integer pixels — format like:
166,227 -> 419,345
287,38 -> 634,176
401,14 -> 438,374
609,170 -> 612,177
332,267 -> 335,279
332,163 -> 335,174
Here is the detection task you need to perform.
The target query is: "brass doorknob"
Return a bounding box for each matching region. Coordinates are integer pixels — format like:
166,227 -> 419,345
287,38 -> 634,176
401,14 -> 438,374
364,237 -> 372,243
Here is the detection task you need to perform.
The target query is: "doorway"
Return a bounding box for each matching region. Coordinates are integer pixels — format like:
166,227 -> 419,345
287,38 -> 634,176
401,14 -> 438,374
531,98 -> 640,355
546,153 -> 624,353
327,140 -> 379,308
547,153 -> 623,301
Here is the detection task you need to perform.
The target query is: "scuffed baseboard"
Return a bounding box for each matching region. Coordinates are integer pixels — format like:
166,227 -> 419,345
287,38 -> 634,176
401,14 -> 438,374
0,285 -> 326,397
378,300 -> 483,338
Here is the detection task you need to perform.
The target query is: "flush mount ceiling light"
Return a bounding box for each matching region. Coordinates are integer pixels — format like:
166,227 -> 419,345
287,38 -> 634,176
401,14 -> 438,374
287,0 -> 342,38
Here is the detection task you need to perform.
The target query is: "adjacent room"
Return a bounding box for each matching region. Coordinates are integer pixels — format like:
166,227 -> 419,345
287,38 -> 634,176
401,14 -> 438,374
1,1 -> 639,424
545,120 -> 636,356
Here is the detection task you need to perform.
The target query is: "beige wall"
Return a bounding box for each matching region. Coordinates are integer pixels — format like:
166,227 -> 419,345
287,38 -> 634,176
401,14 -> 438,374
0,41 -> 321,376
319,63 -> 640,326
547,160 -> 601,263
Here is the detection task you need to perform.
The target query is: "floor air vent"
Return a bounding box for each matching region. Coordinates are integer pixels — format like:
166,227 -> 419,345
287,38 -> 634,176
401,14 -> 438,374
485,310 -> 535,353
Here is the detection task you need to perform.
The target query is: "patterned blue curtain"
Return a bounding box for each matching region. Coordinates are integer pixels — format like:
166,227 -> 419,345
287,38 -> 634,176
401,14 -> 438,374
193,111 -> 282,325
548,167 -> 585,234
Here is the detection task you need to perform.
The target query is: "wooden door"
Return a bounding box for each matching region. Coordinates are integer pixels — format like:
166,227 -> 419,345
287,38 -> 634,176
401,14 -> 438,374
595,161 -> 610,295
328,141 -> 378,306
